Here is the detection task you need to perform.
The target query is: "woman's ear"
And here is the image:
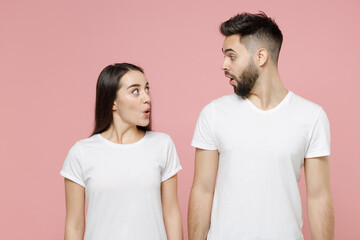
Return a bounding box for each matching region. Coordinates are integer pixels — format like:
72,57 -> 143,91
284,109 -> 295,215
112,101 -> 117,111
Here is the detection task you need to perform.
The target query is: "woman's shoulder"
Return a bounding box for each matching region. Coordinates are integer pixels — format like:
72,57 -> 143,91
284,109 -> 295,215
68,134 -> 101,152
146,131 -> 173,143
74,134 -> 100,145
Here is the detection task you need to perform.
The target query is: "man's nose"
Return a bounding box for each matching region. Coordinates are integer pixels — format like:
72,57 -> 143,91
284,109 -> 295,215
221,59 -> 229,71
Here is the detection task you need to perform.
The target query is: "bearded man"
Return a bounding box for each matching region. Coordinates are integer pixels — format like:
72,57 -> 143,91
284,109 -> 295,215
188,12 -> 334,240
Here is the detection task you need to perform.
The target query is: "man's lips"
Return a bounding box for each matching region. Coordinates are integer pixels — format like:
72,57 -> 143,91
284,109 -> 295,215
225,72 -> 236,87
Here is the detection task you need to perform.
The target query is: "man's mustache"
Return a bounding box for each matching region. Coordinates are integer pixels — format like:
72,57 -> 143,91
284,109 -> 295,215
225,71 -> 236,79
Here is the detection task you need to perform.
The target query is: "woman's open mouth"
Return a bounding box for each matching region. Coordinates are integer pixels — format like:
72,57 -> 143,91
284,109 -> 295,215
144,108 -> 151,117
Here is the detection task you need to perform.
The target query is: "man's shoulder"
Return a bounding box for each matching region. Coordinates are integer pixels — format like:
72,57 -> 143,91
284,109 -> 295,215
290,92 -> 324,112
203,93 -> 241,110
213,93 -> 239,104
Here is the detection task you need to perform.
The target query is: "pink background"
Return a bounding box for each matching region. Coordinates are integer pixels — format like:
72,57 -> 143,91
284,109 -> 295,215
1,0 -> 359,239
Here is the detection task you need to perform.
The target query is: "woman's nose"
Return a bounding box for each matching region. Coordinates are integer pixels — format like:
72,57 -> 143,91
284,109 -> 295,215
143,91 -> 151,104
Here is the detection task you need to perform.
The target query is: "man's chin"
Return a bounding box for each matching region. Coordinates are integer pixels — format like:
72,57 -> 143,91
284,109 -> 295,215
229,78 -> 237,87
234,87 -> 251,99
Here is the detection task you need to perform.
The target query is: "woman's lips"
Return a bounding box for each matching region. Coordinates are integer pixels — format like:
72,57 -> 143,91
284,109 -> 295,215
144,108 -> 151,117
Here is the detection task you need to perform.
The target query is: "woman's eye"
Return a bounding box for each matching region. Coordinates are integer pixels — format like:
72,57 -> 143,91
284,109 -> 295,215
145,87 -> 149,92
230,55 -> 235,60
132,89 -> 138,94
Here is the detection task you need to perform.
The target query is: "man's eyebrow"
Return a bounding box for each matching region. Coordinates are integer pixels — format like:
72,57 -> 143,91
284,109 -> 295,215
222,48 -> 236,53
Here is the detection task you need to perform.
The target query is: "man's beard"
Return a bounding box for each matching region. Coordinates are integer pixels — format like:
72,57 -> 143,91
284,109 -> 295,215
228,60 -> 259,99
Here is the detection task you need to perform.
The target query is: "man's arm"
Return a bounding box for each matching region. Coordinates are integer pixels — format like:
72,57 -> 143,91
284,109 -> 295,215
304,156 -> 334,240
188,148 -> 219,240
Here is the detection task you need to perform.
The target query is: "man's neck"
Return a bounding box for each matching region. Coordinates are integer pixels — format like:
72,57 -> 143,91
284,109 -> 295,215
247,69 -> 288,111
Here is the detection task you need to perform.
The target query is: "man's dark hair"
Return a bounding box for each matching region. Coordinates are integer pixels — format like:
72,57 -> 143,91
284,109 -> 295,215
220,12 -> 283,63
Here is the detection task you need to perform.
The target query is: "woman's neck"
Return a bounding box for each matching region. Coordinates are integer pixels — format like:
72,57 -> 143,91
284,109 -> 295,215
100,123 -> 145,144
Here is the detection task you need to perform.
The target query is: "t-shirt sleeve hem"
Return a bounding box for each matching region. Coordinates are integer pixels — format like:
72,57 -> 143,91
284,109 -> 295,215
60,170 -> 86,188
161,166 -> 182,182
305,149 -> 331,159
191,140 -> 217,150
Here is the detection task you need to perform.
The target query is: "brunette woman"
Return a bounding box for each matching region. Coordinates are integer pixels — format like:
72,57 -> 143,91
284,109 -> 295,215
61,63 -> 183,240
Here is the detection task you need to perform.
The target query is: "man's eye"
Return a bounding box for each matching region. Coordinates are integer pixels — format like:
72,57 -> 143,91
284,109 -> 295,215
132,89 -> 138,94
145,87 -> 149,92
230,55 -> 235,60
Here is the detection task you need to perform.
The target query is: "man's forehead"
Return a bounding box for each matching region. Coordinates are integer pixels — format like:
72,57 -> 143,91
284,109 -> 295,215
222,35 -> 244,52
225,34 -> 241,42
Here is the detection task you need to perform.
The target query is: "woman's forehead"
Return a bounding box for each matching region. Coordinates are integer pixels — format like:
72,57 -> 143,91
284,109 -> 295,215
120,70 -> 148,87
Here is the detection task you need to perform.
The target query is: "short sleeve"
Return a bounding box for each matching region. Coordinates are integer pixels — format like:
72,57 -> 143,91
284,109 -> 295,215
191,103 -> 217,150
305,108 -> 331,158
161,136 -> 182,182
60,143 -> 86,188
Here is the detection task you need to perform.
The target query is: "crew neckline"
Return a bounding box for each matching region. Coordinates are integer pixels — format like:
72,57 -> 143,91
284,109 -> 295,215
97,131 -> 149,148
245,91 -> 293,114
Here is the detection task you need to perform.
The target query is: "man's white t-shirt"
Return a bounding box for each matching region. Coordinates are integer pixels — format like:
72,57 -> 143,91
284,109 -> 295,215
192,91 -> 330,240
60,131 -> 182,240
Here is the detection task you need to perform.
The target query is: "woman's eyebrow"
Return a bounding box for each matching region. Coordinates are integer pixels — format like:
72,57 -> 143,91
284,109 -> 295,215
127,84 -> 140,89
127,82 -> 149,89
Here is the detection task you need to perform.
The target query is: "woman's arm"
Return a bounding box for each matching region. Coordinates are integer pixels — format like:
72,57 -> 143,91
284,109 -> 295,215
64,178 -> 85,240
161,174 -> 183,240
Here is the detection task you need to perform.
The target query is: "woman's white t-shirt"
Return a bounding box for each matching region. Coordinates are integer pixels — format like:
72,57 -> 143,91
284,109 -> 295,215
60,131 -> 182,240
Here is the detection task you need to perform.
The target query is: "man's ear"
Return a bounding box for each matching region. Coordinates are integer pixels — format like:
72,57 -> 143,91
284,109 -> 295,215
256,48 -> 269,67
